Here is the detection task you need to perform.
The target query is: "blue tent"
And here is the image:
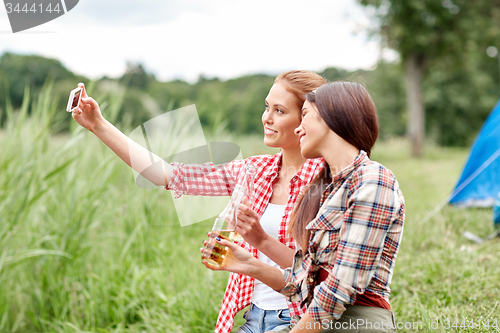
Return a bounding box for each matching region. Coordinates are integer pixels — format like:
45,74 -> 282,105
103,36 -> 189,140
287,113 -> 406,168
449,99 -> 500,207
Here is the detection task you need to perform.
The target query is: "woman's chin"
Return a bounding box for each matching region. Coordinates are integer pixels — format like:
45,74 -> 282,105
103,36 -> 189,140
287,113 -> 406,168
263,137 -> 279,148
300,147 -> 318,159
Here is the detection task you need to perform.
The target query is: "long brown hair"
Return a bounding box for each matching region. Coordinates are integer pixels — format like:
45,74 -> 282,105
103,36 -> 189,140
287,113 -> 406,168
289,82 -> 379,252
274,70 -> 327,110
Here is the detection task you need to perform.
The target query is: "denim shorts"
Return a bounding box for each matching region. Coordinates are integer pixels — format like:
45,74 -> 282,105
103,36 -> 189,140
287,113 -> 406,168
236,303 -> 292,333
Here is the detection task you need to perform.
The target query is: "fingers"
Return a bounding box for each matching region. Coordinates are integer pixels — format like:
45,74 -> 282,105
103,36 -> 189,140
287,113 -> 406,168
238,203 -> 259,220
201,238 -> 230,271
77,82 -> 98,109
238,203 -> 251,215
72,106 -> 83,116
203,261 -> 224,271
236,211 -> 252,225
78,82 -> 88,98
235,213 -> 256,238
81,96 -> 97,107
215,237 -> 237,250
77,97 -> 99,117
235,204 -> 258,231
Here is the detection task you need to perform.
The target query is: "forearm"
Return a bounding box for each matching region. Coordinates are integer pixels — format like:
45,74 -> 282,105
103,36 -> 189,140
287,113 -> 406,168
256,235 -> 295,268
290,313 -> 323,333
91,118 -> 173,186
247,259 -> 287,291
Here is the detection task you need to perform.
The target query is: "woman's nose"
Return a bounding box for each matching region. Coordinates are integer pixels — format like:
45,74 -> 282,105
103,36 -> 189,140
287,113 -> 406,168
262,110 -> 273,124
294,125 -> 302,136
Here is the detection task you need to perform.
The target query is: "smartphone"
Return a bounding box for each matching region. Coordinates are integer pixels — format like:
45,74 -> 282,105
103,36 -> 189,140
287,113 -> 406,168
66,87 -> 82,112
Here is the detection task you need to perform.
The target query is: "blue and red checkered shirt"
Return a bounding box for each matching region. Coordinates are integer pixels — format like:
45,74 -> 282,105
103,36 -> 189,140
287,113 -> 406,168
278,151 -> 405,324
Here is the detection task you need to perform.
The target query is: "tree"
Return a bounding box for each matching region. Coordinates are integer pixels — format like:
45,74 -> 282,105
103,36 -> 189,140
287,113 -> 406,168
120,62 -> 155,90
363,61 -> 407,139
358,0 -> 500,156
0,52 -> 76,109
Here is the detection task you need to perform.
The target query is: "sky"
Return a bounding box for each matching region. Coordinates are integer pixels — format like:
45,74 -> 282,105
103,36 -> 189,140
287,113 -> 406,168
0,0 -> 396,83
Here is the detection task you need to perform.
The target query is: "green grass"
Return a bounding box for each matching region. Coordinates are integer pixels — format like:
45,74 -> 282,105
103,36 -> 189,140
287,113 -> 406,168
0,86 -> 499,332
372,139 -> 500,332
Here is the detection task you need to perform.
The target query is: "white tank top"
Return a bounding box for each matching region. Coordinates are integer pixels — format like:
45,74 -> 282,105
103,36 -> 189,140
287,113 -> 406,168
250,203 -> 289,310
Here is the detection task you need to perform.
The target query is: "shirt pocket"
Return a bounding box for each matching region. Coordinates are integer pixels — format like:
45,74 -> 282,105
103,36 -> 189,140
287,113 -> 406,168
307,208 -> 344,263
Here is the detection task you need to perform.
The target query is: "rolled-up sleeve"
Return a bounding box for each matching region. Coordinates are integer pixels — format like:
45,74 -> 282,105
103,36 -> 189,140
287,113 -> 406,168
277,267 -> 299,297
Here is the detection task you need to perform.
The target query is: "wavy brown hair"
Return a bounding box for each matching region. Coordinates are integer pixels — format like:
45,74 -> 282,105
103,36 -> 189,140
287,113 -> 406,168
289,82 -> 379,252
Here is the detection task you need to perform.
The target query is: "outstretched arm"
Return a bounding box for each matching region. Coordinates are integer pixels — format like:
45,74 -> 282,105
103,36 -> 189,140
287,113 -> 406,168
72,83 -> 173,187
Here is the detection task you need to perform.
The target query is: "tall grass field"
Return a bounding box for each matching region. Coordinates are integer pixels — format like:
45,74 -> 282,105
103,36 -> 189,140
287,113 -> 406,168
0,85 -> 499,332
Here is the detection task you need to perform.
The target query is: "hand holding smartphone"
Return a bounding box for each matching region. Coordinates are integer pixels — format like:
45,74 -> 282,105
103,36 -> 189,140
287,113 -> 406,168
66,87 -> 83,112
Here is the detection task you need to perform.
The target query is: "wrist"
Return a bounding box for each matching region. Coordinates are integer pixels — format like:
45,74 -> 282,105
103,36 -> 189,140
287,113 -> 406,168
255,232 -> 276,250
90,117 -> 108,135
245,257 -> 262,276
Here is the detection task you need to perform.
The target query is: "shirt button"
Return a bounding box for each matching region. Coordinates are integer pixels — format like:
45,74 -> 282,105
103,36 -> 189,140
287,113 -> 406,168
309,278 -> 314,283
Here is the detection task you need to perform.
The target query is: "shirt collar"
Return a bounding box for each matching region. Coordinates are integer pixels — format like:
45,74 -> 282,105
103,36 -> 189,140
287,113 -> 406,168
327,150 -> 368,187
262,152 -> 324,183
262,152 -> 282,179
295,157 -> 324,183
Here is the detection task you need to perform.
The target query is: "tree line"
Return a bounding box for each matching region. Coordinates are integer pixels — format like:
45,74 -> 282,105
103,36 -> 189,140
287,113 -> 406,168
0,41 -> 498,149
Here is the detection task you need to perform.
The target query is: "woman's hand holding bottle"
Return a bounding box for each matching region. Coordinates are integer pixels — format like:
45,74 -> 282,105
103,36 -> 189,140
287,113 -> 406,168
234,198 -> 269,248
202,237 -> 259,275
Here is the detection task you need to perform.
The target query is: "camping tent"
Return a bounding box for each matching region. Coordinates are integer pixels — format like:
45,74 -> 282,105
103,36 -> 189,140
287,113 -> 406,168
449,99 -> 500,207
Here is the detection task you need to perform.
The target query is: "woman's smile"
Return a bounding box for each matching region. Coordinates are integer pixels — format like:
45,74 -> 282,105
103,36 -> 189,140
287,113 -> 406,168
264,126 -> 278,135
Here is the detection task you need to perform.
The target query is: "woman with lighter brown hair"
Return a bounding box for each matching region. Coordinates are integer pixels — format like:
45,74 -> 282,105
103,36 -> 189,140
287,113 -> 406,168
72,71 -> 327,332
205,82 -> 405,332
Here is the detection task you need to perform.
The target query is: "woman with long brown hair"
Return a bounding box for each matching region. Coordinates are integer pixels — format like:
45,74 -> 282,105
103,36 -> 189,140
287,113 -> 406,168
72,71 -> 327,333
205,82 -> 405,332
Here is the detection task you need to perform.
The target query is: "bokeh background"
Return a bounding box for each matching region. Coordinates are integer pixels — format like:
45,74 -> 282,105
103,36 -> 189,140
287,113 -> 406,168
0,0 -> 499,332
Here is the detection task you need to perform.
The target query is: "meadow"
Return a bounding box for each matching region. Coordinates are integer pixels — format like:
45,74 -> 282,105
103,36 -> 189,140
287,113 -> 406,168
0,86 -> 499,332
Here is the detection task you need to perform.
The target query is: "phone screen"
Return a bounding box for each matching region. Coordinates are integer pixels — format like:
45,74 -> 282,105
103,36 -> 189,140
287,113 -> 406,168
72,89 -> 81,109
66,87 -> 83,112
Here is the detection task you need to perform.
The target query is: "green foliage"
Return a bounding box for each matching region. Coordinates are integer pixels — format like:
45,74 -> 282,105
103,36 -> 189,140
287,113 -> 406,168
148,74 -> 275,135
120,63 -> 156,90
424,58 -> 498,146
1,85 -> 499,331
0,52 -> 77,110
319,67 -> 352,82
358,0 -> 500,146
0,85 -> 227,332
2,49 -> 500,146
148,79 -> 193,112
363,61 -> 407,138
371,139 -> 500,332
358,0 -> 500,63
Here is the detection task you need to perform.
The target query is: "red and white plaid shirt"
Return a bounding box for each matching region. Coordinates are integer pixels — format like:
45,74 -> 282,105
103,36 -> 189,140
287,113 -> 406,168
167,153 -> 324,333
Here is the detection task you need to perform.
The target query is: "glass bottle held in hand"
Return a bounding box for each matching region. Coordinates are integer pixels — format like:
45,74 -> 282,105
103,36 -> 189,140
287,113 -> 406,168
202,164 -> 256,267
